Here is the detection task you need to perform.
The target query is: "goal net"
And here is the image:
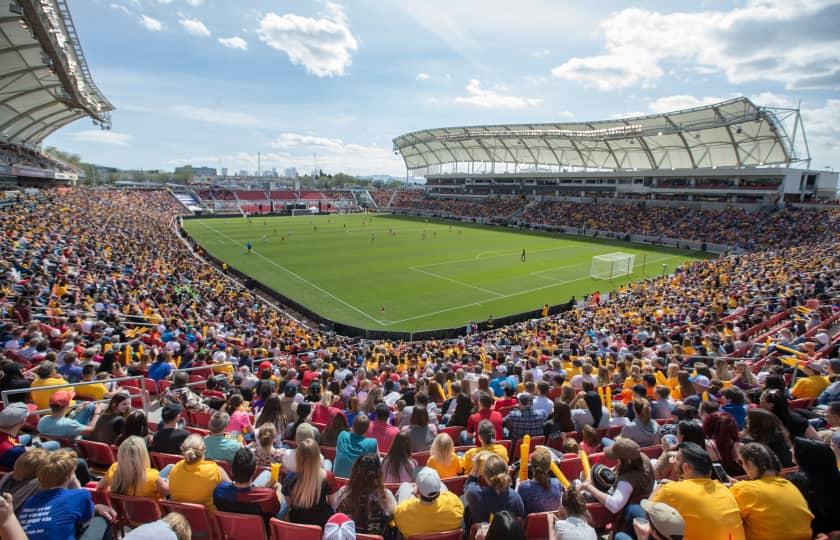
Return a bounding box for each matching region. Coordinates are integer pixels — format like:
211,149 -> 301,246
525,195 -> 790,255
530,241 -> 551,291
590,252 -> 636,280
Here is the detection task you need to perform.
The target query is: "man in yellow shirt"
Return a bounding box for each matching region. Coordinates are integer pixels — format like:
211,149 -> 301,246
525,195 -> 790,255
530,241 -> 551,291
729,443 -> 812,540
394,467 -> 463,538
650,442 -> 745,540
790,360 -> 830,399
30,361 -> 73,410
74,365 -> 111,401
462,421 -> 509,474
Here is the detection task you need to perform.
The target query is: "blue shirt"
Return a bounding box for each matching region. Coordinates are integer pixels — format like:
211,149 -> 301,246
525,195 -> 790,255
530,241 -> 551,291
147,361 -> 173,382
57,364 -> 83,383
721,403 -> 747,429
516,478 -> 564,514
19,488 -> 93,540
333,431 -> 377,478
203,435 -> 242,462
464,478 -> 525,524
37,415 -> 86,438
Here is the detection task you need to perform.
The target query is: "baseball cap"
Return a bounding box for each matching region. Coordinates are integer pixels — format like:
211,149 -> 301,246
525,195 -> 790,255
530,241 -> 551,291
691,375 -> 710,388
415,467 -> 442,498
0,402 -> 30,427
604,438 -> 641,461
640,499 -> 685,539
49,390 -> 75,408
829,358 -> 840,373
161,403 -> 183,423
807,359 -> 829,374
259,361 -> 273,372
323,513 -> 355,540
284,383 -> 299,397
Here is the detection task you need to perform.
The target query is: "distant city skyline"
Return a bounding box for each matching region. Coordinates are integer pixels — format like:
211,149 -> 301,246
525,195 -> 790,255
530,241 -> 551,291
45,1 -> 840,176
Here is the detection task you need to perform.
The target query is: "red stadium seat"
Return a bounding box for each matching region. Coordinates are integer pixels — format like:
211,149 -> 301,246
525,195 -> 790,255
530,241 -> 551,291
406,529 -> 463,540
150,451 -> 183,470
412,451 -> 431,466
269,518 -> 322,540
214,510 -> 269,540
357,535 -> 384,540
76,440 -> 116,469
587,502 -> 612,530
439,425 -> 465,441
109,493 -> 161,529
441,475 -> 468,496
214,459 -> 232,477
512,436 -> 545,461
525,511 -> 556,540
159,500 -> 218,540
321,445 -> 337,460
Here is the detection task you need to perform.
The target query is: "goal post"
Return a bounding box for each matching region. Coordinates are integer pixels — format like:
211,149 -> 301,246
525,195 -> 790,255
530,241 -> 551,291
590,252 -> 636,280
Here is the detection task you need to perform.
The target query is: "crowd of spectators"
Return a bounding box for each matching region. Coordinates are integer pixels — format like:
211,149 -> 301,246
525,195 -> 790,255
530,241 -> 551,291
0,188 -> 838,540
0,143 -> 78,173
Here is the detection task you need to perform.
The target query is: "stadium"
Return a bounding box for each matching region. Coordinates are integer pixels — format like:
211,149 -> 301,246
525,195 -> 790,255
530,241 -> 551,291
0,1 -> 839,540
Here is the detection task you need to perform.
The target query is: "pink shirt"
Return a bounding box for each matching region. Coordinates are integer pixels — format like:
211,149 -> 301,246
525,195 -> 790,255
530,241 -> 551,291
366,420 -> 399,452
227,410 -> 252,434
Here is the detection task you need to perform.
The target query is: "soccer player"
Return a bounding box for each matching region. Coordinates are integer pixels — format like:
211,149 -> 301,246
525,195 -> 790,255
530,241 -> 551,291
521,249 -> 527,262
246,241 -> 252,253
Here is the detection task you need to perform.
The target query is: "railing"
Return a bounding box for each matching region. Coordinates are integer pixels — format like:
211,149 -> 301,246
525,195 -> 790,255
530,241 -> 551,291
171,362 -> 236,389
1,375 -> 149,415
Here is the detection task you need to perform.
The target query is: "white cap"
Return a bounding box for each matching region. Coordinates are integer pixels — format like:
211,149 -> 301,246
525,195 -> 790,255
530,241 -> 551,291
416,467 -> 442,498
323,513 -> 355,540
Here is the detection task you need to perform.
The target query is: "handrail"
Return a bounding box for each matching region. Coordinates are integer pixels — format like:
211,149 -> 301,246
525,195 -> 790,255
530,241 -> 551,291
1,375 -> 148,415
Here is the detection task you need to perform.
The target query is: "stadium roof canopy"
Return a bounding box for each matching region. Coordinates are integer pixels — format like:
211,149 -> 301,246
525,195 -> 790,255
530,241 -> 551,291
393,97 -> 810,175
0,0 -> 113,146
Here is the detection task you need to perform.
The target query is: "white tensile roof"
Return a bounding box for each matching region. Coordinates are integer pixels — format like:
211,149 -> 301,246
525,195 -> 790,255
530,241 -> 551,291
0,0 -> 113,146
393,97 -> 804,174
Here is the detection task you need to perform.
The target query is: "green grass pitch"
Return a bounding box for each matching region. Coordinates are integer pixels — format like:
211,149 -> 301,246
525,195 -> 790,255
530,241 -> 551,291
182,214 -> 706,334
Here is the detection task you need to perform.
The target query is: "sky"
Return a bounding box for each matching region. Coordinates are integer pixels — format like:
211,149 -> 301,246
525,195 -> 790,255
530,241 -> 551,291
44,0 -> 840,177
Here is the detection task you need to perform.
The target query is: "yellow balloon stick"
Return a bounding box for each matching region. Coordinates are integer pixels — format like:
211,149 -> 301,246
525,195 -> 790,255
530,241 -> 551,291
605,386 -> 612,405
519,435 -> 531,482
775,344 -> 807,357
580,450 -> 592,481
597,386 -> 605,403
702,391 -> 709,402
550,461 -> 571,488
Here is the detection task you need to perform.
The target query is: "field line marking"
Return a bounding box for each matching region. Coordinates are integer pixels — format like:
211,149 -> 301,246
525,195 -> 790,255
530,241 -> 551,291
196,222 -> 385,326
383,254 -> 685,326
475,250 -> 511,260
414,244 -> 602,270
409,267 -> 504,298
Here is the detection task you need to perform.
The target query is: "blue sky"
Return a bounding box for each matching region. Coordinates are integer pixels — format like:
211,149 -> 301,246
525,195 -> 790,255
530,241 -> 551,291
45,0 -> 840,176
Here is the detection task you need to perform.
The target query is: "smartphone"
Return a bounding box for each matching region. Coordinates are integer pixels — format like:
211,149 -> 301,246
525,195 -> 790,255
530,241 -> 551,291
712,463 -> 728,483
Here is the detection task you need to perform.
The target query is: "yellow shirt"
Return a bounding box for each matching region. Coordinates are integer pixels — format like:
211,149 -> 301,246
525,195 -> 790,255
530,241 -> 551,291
104,464 -> 162,500
427,454 -> 462,479
169,459 -> 222,510
730,477 -> 812,540
790,375 -> 829,399
394,491 -> 464,538
75,381 -> 109,401
461,444 -> 509,474
651,478 -> 746,540
30,377 -> 72,410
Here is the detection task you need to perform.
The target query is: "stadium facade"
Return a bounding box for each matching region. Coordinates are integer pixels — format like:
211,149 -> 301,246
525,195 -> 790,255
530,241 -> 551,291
0,0 -> 112,185
393,97 -> 838,205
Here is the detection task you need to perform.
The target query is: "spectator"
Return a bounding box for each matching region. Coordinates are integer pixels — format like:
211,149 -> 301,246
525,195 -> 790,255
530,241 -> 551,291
403,406 -> 435,453
0,362 -> 30,404
0,402 -> 45,469
313,391 -> 344,425
570,390 -> 610,432
544,399 -> 576,446
89,393 -> 130,445
213,447 -> 280,518
115,410 -> 151,447
580,425 -> 603,455
254,395 -> 286,446
464,452 -> 525,525
97,436 -> 168,500
789,437 -> 840,535
505,393 -> 547,443
150,404 -> 189,455
225,394 -> 253,436
29,361 -> 69,410
0,448 -> 48,513
550,485 -> 597,540
18,448 -> 116,540
466,392 -> 504,443
123,512 -> 191,540
462,420 -> 510,474
321,413 -> 349,447
204,412 -> 242,462
790,360 -> 830,399
427,433 -> 461,479
366,403 -> 399,452
481,510 -> 525,540
37,390 -> 103,439
393,467 -> 464,538
169,434 -> 229,510
147,353 -> 175,382
703,412 -> 744,477
335,454 -> 397,536
251,423 -> 285,467
282,439 -> 338,527
729,443 -> 812,540
581,438 -> 654,535
650,442 -> 745,540
382,432 -> 417,483
620,399 -> 660,448
75,364 -> 111,402
516,446 -> 563,514
742,408 -> 794,468
719,387 -> 747,429
624,500 -> 685,540
283,423 -> 327,473
334,415 -> 377,478
760,389 -> 820,440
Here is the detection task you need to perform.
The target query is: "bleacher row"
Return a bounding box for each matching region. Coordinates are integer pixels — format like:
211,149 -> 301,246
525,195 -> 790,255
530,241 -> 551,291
192,189 -> 359,214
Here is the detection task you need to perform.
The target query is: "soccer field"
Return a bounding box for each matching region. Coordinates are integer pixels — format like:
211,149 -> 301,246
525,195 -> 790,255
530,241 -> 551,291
182,214 -> 704,334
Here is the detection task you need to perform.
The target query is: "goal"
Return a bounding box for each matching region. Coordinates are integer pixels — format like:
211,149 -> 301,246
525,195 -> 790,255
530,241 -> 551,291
590,252 -> 636,280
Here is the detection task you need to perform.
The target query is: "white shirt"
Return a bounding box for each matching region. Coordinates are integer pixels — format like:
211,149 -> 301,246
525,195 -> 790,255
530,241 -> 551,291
533,395 -> 554,417
554,516 -> 597,540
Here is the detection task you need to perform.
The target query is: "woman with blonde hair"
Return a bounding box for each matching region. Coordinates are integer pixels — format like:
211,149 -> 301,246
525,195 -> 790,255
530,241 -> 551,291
0,448 -> 48,512
427,433 -> 461,478
98,435 -> 168,499
168,434 -> 229,510
731,361 -> 758,389
250,423 -> 285,467
125,512 -> 192,540
713,358 -> 732,381
281,438 -> 337,527
464,453 -> 525,525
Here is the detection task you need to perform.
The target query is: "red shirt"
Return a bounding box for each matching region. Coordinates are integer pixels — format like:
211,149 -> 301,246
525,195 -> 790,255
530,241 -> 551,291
466,409 -> 503,439
493,398 -> 517,411
302,371 -> 319,389
311,405 -> 344,425
366,420 -> 399,452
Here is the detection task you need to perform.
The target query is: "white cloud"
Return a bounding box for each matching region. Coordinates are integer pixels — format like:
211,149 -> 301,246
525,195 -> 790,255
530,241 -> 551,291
801,99 -> 840,159
179,15 -> 211,37
110,3 -> 133,16
185,0 -> 204,5
138,14 -> 164,32
69,130 -> 133,147
218,36 -> 248,50
256,2 -> 358,77
552,2 -> 840,90
646,94 -> 733,114
416,72 -> 430,81
169,105 -> 260,127
156,0 -> 174,4
453,79 -> 542,109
